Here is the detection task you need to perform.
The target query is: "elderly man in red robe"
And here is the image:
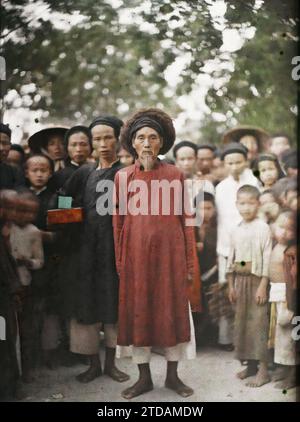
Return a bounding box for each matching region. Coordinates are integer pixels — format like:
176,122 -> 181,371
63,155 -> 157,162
113,108 -> 196,399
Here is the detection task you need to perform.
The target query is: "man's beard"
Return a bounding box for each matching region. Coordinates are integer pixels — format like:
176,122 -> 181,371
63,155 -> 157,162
140,153 -> 156,171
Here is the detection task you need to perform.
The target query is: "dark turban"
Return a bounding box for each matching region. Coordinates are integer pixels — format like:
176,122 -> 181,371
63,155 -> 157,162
0,123 -> 11,139
89,115 -> 123,139
120,108 -> 175,157
64,125 -> 92,150
197,143 -> 216,153
221,142 -> 248,160
173,140 -> 198,159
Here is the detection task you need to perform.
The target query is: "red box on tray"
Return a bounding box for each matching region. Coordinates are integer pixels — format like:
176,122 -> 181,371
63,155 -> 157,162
47,208 -> 84,225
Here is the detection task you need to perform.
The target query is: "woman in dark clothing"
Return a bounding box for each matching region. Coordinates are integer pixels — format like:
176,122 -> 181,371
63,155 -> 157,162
62,115 -> 129,384
51,125 -> 92,191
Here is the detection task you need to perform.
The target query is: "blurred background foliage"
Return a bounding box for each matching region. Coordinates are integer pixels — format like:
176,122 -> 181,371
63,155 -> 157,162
0,0 -> 298,144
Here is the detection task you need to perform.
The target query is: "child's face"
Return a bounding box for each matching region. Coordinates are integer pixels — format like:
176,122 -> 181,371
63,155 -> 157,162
273,214 -> 294,244
259,192 -> 276,205
14,199 -> 39,227
286,190 -> 298,211
26,157 -> 52,189
258,160 -> 278,187
224,153 -> 247,179
236,192 -> 259,222
199,200 -> 215,224
175,147 -> 197,178
270,137 -> 290,157
46,136 -> 65,160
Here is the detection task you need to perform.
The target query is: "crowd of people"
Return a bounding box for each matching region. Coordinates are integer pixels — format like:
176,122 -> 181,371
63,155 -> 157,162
0,110 -> 298,401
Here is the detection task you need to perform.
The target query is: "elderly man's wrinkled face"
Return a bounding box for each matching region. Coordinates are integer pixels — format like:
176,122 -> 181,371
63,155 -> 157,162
0,132 -> 11,162
175,146 -> 196,178
132,126 -> 162,171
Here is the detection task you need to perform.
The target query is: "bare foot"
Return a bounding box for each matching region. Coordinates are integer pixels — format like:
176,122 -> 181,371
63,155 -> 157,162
165,376 -> 194,398
76,366 -> 102,383
237,365 -> 257,380
272,366 -> 288,382
246,368 -> 270,388
104,365 -> 130,383
122,379 -> 153,399
274,378 -> 296,390
274,369 -> 296,390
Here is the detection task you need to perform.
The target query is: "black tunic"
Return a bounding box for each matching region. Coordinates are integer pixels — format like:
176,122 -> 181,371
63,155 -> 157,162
63,161 -> 123,325
50,162 -> 79,191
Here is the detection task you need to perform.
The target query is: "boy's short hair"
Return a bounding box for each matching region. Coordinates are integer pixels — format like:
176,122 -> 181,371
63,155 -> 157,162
237,184 -> 260,200
193,191 -> 215,208
24,154 -> 54,173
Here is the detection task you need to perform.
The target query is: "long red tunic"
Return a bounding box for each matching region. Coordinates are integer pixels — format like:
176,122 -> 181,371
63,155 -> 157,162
113,160 -> 195,348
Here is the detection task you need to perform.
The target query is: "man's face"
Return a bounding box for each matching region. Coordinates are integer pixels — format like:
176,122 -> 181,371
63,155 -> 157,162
46,136 -> 65,160
91,125 -> 117,162
26,157 -> 52,189
175,146 -> 196,178
224,153 -> 247,179
197,148 -> 214,174
132,126 -> 162,171
67,132 -> 91,165
270,137 -> 290,157
0,132 -> 11,162
239,135 -> 258,161
236,193 -> 259,222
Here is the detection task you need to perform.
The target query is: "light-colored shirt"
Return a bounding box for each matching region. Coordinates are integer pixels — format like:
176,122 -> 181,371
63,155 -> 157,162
9,223 -> 44,286
226,218 -> 272,278
215,168 -> 260,257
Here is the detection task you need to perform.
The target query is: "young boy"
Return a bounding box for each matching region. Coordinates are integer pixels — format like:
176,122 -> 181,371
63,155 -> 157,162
227,185 -> 272,387
24,154 -> 60,368
215,142 -> 260,350
9,191 -> 44,381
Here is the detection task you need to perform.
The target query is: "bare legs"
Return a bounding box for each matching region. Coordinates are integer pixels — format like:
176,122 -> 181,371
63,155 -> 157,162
122,363 -> 154,399
165,361 -> 194,397
76,349 -> 129,383
122,361 -> 193,399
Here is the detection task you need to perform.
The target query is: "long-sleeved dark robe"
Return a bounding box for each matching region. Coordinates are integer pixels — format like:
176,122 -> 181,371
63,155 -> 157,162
63,161 -> 123,324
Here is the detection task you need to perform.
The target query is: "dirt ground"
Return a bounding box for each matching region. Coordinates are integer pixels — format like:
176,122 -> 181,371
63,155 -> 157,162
17,347 -> 297,403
